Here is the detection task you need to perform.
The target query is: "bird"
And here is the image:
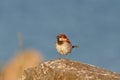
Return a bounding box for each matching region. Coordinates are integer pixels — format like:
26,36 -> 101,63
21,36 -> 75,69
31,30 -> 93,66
56,33 -> 78,56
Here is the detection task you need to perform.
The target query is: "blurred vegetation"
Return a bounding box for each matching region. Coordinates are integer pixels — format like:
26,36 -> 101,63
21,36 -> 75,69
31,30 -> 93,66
0,32 -> 43,80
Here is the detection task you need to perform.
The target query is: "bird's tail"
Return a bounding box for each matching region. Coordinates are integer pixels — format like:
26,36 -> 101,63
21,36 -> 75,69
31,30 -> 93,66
72,45 -> 78,48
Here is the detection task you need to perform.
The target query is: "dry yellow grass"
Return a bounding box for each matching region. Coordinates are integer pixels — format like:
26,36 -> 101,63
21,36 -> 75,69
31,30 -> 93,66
1,49 -> 43,80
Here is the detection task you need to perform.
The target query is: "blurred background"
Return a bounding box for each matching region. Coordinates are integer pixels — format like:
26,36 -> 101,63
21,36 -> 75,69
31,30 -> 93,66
0,0 -> 120,77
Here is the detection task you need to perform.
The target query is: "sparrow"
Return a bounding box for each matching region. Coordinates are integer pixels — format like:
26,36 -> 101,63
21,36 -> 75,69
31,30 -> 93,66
56,33 -> 78,55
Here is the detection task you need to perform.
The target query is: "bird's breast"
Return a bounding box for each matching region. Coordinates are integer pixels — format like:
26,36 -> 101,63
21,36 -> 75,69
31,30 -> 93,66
56,42 -> 72,55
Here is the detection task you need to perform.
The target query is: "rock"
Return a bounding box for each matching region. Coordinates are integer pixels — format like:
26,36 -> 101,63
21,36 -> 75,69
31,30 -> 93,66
21,59 -> 120,80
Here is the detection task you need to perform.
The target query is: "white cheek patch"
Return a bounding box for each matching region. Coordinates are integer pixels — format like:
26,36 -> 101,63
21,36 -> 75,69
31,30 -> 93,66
59,38 -> 67,41
59,38 -> 64,41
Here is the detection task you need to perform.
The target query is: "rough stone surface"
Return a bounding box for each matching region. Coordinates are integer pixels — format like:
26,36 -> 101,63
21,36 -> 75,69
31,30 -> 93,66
20,59 -> 120,80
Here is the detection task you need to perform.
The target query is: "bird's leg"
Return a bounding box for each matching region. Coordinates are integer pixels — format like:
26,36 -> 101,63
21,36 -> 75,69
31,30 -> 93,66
57,53 -> 62,59
64,54 -> 69,60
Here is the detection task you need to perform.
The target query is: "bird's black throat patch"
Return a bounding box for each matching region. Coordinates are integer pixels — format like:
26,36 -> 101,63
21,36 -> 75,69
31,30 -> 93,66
57,39 -> 63,45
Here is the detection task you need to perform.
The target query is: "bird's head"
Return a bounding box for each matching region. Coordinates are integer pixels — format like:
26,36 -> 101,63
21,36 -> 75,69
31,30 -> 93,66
56,33 -> 70,44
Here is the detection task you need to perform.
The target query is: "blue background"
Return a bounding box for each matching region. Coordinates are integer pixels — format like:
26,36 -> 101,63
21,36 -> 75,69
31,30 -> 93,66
0,0 -> 120,73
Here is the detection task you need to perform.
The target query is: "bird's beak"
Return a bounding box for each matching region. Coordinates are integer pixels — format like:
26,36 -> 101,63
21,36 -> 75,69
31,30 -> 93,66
56,36 -> 59,39
56,36 -> 60,41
